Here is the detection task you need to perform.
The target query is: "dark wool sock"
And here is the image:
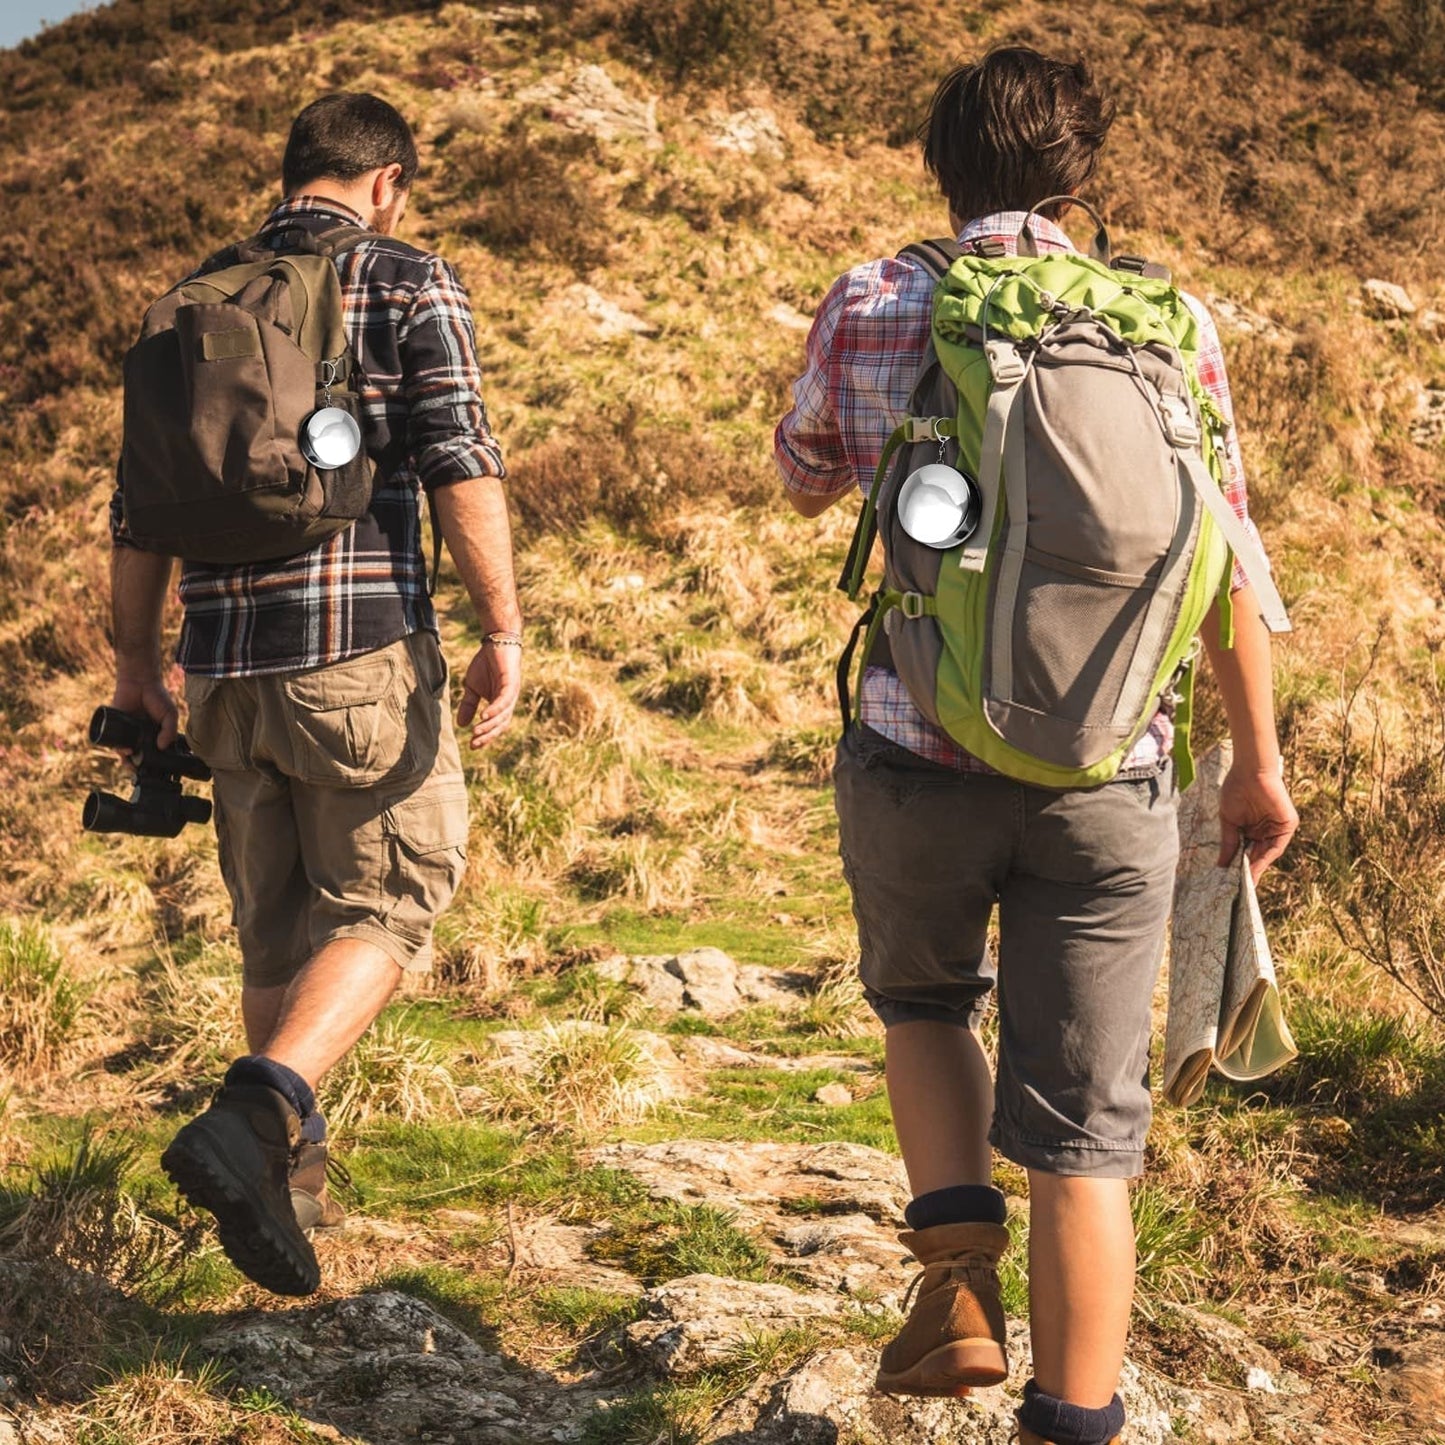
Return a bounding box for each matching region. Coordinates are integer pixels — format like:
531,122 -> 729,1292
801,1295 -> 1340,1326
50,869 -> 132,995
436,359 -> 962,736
299,1109 -> 328,1145
225,1055 -> 316,1121
1017,1380 -> 1126,1445
904,1184 -> 1008,1231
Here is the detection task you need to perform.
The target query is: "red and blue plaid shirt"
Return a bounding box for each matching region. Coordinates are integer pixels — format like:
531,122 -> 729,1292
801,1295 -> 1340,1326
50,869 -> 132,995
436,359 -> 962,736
775,212 -> 1263,773
112,196 -> 506,678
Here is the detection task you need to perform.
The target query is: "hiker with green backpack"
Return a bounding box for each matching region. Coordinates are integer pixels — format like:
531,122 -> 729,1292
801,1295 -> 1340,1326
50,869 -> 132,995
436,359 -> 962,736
107,93 -> 522,1297
775,47 -> 1297,1445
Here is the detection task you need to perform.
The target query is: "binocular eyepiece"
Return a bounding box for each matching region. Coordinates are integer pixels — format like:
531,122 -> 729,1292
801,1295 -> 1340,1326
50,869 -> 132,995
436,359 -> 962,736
83,706 -> 213,838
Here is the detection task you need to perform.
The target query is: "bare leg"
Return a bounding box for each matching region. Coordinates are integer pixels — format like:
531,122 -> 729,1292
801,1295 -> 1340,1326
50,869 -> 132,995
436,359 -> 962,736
1025,1171 -> 1134,1414
884,1020 -> 994,1193
242,984 -> 286,1053
258,937 -> 402,1088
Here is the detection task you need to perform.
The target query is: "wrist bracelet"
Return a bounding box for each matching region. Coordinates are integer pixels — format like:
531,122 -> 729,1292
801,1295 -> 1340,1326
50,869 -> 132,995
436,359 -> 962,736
483,631 -> 523,648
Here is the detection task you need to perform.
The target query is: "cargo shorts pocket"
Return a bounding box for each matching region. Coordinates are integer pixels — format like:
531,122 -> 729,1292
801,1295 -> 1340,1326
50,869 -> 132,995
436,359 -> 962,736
381,785 -> 469,938
281,645 -> 413,787
182,674 -> 248,772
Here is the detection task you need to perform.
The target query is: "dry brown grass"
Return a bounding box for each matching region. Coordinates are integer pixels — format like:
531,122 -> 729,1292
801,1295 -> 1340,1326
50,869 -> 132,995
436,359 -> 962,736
477,1020 -> 677,1134
321,1012 -> 462,1132
0,917 -> 85,1076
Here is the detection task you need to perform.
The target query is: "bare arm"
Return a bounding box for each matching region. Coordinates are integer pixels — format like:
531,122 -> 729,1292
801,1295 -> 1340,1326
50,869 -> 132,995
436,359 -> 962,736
786,487 -> 848,519
1200,585 -> 1298,882
110,546 -> 179,748
430,477 -> 523,749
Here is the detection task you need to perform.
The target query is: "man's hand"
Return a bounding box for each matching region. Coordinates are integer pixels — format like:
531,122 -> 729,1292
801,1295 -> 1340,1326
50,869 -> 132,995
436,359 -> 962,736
457,642 -> 521,749
1218,764 -> 1298,885
111,674 -> 179,752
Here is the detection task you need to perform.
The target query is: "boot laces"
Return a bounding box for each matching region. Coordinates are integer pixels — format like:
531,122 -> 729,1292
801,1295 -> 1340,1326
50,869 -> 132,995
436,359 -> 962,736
900,1249 -> 999,1313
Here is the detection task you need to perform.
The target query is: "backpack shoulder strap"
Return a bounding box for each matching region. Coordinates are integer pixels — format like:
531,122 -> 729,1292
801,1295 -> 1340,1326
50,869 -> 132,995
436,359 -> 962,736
836,239 -> 962,596
897,237 -> 963,280
233,221 -> 374,264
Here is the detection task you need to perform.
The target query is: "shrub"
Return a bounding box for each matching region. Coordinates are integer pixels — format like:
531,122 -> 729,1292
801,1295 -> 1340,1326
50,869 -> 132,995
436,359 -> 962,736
0,917 -> 84,1073
322,1012 -> 462,1131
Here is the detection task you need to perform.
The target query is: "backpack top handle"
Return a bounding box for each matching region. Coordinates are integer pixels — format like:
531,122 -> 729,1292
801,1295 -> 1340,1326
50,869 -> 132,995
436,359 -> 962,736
1017,195 -> 1111,266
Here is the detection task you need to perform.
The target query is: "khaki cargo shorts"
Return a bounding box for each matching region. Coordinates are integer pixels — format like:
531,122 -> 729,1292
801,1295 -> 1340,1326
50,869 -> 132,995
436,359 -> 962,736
835,724 -> 1179,1179
183,631 -> 468,988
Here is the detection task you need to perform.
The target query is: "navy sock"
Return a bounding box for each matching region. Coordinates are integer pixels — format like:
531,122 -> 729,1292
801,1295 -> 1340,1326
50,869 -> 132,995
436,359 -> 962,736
224,1055 -> 316,1121
1017,1380 -> 1126,1445
904,1184 -> 1007,1230
299,1109 -> 328,1145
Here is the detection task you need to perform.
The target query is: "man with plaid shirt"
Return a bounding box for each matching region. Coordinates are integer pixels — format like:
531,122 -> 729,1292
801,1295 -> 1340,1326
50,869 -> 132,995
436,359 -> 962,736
776,47 -> 1296,1445
108,93 -> 521,1296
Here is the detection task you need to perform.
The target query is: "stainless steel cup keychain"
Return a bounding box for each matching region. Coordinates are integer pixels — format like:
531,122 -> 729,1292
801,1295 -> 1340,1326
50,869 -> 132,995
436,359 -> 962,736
301,359 -> 362,470
897,422 -> 982,549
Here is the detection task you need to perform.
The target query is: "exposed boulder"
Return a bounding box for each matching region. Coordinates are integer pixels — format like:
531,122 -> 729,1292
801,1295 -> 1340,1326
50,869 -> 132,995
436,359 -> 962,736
562,282 -> 659,339
625,1273 -> 849,1374
1363,278 -> 1416,319
1410,384 -> 1445,446
200,1291 -> 601,1443
768,300 -> 816,332
595,946 -> 809,1018
585,1139 -> 911,1230
707,107 -> 786,160
1373,1306 -> 1445,1431
516,64 -> 660,146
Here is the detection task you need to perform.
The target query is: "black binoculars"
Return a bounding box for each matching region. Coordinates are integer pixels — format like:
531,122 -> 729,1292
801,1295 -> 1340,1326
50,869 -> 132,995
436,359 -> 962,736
83,706 -> 213,838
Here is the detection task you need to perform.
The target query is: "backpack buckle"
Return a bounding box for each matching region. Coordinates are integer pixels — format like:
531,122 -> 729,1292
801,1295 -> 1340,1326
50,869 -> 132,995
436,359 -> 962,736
984,340 -> 1026,386
899,591 -> 928,620
1158,397 -> 1201,448
906,416 -> 952,444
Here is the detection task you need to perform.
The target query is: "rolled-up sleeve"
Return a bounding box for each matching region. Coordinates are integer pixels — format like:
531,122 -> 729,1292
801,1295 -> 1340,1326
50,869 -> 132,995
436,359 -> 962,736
774,277 -> 856,500
109,462 -> 146,550
398,256 -> 506,491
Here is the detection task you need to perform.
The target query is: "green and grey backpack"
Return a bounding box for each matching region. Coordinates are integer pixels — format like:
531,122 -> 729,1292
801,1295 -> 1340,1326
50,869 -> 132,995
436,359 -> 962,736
839,198 -> 1289,791
120,223 -> 374,565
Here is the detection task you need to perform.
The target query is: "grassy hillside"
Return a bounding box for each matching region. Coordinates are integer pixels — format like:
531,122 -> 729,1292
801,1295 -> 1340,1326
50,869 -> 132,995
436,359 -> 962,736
1,1 -> 1444,1441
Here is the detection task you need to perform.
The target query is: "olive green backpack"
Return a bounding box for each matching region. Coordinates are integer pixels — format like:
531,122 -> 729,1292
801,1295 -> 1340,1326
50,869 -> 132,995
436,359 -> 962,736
120,223 -> 374,565
839,199 -> 1290,790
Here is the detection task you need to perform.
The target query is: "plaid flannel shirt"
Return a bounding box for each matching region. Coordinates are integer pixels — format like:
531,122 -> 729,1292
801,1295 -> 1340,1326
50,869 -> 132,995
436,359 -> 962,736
775,212 -> 1264,774
111,196 -> 506,678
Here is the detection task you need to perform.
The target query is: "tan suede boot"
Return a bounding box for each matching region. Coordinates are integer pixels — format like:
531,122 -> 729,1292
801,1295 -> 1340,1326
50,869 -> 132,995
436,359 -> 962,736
874,1220 -> 1010,1397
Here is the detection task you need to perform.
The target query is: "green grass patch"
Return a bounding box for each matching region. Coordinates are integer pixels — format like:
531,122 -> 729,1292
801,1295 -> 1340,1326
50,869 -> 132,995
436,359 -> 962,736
0,915 -> 85,1071
347,1124 -> 648,1215
621,1066 -> 894,1151
531,1285 -> 642,1337
590,1200 -> 773,1285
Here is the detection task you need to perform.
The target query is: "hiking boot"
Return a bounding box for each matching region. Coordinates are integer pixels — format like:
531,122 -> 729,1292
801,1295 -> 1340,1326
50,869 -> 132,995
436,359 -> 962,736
875,1220 -> 1010,1397
160,1083 -> 321,1297
289,1140 -> 349,1233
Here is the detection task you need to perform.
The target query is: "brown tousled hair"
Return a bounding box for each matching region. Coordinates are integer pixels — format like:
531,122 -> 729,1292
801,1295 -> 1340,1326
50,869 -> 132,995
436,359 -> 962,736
283,93 -> 419,196
920,47 -> 1115,223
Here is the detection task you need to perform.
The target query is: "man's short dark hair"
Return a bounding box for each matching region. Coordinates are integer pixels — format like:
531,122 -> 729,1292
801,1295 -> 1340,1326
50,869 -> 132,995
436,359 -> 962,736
920,47 -> 1115,222
283,93 -> 419,195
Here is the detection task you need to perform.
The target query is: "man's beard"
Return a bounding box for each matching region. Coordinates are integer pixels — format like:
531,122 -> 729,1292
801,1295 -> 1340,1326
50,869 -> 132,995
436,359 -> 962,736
371,195 -> 405,235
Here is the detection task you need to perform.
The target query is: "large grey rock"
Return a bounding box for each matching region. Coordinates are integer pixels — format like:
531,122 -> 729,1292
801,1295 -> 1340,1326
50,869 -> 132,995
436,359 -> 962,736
586,1139 -> 910,1230
1411,385 -> 1445,446
1373,1306 -> 1445,1431
516,64 -> 660,146
625,1274 -> 848,1374
1363,278 -> 1416,319
596,947 -> 809,1018
676,1033 -> 873,1076
707,107 -> 786,159
200,1291 -> 598,1444
706,1322 -> 1241,1445
564,283 -> 658,339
